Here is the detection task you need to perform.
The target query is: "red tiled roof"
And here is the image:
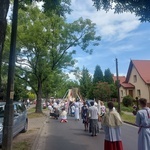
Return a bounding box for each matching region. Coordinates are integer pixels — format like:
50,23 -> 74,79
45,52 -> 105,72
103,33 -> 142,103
132,60 -> 150,84
121,83 -> 135,88
113,76 -> 126,84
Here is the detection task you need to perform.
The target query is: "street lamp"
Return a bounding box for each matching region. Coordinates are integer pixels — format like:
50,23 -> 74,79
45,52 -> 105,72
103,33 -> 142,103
2,0 -> 19,149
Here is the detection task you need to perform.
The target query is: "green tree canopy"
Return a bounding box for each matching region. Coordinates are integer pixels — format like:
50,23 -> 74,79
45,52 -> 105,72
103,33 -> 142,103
93,82 -> 111,101
79,67 -> 93,99
6,6 -> 100,112
21,0 -> 72,17
93,65 -> 104,84
104,68 -> 113,84
92,0 -> 150,22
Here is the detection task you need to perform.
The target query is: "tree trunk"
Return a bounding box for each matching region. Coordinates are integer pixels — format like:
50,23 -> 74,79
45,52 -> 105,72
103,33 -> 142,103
35,79 -> 43,113
0,0 -> 10,87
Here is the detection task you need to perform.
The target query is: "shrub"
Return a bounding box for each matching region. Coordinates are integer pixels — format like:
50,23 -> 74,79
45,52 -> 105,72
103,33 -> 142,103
122,95 -> 134,107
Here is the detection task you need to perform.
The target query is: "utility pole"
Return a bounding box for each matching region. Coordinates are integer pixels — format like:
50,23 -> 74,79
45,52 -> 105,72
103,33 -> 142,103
2,0 -> 19,149
116,58 -> 121,113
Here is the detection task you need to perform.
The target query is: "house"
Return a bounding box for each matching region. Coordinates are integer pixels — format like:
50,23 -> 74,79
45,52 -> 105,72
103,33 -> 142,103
113,75 -> 135,102
115,60 -> 150,104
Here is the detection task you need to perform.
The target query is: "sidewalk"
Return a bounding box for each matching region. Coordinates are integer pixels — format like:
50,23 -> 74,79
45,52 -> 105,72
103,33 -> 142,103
12,105 -> 49,150
31,109 -> 49,150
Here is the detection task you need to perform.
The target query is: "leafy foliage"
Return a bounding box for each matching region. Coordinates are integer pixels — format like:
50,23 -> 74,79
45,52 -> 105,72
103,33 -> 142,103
92,0 -> 150,22
104,68 -> 113,84
93,65 -> 104,84
122,95 -> 134,107
93,82 -> 111,101
79,67 -> 93,99
20,0 -> 72,17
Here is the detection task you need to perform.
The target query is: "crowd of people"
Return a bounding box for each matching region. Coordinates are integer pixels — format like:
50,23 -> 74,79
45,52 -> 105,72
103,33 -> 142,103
47,97 -> 150,150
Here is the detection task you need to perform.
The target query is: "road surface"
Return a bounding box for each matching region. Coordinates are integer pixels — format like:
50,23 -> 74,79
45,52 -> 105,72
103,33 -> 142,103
35,116 -> 138,150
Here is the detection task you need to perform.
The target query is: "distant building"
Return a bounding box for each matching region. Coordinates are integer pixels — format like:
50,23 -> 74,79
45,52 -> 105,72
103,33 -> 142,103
113,60 -> 150,105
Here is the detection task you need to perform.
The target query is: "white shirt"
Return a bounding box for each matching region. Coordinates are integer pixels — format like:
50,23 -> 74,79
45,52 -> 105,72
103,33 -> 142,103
60,110 -> 67,119
88,106 -> 99,119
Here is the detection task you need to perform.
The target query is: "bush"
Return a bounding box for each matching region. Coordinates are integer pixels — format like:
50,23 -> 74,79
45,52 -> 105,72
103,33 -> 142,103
122,95 -> 134,107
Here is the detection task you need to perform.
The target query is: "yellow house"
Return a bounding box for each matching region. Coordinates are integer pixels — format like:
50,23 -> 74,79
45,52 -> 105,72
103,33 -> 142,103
116,60 -> 150,104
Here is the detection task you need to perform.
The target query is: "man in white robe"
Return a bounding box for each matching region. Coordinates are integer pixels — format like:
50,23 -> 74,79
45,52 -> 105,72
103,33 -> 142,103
136,98 -> 150,150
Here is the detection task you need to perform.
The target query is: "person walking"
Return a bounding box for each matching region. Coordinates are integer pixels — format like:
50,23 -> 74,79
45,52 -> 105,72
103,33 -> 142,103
74,99 -> 80,121
70,104 -> 75,117
102,101 -> 123,150
88,101 -> 99,136
81,101 -> 89,131
136,98 -> 150,150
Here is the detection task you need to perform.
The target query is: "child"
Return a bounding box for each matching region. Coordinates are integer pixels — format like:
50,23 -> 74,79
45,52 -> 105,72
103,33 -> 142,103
60,108 -> 68,123
71,104 -> 75,117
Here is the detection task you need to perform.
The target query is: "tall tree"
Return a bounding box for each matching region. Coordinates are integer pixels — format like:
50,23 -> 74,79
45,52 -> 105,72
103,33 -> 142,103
79,67 -> 93,99
42,71 -> 68,100
93,82 -> 111,101
0,0 -> 70,91
93,65 -> 103,84
104,68 -> 113,84
0,0 -> 10,87
10,6 -> 101,113
92,0 -> 150,22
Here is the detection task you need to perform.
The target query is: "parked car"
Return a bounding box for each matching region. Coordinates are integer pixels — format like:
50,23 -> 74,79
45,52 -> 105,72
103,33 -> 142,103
0,101 -> 28,144
86,99 -> 95,107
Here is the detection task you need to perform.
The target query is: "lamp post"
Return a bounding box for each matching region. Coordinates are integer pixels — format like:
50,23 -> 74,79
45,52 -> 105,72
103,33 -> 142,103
2,0 -> 19,149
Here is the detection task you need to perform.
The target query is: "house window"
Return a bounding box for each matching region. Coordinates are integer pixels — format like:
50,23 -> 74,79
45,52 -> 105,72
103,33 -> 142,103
137,89 -> 141,97
121,90 -> 123,97
133,75 -> 137,83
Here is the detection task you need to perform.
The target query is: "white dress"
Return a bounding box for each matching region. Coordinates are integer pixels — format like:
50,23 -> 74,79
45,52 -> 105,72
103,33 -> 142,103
74,102 -> 80,120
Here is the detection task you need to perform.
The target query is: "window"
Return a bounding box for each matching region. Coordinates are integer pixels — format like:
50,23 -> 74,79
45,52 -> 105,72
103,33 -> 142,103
133,75 -> 137,83
137,89 -> 141,97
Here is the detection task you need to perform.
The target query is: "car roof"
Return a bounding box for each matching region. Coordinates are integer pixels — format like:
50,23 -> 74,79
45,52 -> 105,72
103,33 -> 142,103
0,101 -> 24,105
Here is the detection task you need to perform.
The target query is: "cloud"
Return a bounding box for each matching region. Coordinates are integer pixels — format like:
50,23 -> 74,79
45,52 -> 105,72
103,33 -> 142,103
65,0 -> 150,78
67,72 -> 77,81
110,44 -> 137,54
67,0 -> 141,42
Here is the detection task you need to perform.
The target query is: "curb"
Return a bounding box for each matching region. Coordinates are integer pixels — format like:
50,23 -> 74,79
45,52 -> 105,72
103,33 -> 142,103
123,121 -> 138,127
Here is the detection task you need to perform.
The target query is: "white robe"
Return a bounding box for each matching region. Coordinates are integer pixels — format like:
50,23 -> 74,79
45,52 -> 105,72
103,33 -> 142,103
74,102 -> 80,120
136,107 -> 150,150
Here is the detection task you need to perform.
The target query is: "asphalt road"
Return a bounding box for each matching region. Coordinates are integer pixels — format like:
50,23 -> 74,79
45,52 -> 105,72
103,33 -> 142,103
36,116 -> 139,150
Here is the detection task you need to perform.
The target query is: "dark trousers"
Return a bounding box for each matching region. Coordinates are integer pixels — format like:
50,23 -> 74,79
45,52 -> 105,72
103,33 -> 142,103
89,119 -> 99,135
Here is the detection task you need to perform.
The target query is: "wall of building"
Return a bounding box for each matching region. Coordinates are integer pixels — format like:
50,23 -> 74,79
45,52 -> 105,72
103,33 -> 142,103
128,66 -> 150,102
119,86 -> 126,102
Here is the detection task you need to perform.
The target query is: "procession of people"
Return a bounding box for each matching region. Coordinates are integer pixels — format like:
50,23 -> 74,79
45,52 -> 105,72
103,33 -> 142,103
46,97 -> 150,150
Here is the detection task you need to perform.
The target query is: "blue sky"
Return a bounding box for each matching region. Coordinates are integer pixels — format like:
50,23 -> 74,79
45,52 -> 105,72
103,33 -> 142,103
66,0 -> 150,80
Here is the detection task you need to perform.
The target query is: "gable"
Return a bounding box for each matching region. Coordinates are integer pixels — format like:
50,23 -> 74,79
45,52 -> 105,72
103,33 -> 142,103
126,60 -> 150,84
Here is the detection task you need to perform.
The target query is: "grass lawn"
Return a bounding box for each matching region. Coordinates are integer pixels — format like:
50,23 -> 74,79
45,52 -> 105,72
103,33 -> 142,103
121,112 -> 136,124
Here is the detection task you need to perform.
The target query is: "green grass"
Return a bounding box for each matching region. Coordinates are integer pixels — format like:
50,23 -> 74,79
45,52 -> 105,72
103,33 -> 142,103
121,112 -> 136,124
13,141 -> 31,150
28,112 -> 46,118
27,107 -> 35,113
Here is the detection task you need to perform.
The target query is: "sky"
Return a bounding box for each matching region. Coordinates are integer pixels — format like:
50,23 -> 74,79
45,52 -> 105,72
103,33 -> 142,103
65,0 -> 150,80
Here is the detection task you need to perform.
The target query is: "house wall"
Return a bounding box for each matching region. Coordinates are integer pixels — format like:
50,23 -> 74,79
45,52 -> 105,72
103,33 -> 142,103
119,87 -> 135,102
119,86 -> 126,102
128,66 -> 150,102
